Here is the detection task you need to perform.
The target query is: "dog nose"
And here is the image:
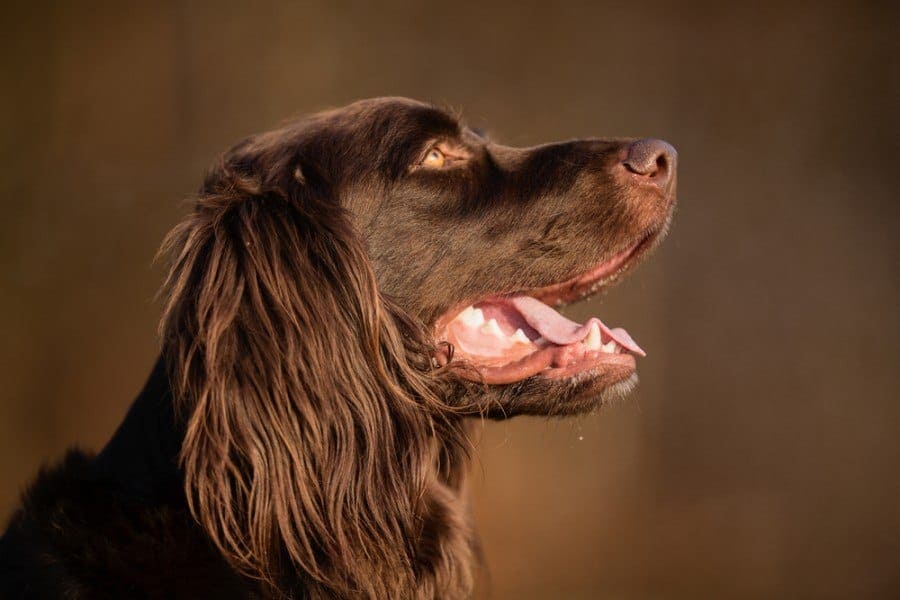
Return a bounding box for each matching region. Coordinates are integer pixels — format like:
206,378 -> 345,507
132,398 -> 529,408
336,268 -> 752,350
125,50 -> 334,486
623,139 -> 677,191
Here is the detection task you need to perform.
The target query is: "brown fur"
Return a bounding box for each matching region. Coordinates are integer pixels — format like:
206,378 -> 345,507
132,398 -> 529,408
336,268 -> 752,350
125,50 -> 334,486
1,97 -> 675,599
157,168 -> 474,598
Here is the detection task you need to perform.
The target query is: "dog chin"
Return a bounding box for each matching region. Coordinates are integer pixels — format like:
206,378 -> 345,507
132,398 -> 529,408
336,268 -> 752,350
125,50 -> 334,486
470,368 -> 639,419
544,369 -> 639,416
574,370 -> 640,411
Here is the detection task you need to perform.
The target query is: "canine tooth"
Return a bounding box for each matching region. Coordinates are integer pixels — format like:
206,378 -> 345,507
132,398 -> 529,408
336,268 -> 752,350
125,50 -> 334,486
583,322 -> 602,350
457,306 -> 485,327
510,328 -> 530,344
480,318 -> 505,338
601,340 -> 617,354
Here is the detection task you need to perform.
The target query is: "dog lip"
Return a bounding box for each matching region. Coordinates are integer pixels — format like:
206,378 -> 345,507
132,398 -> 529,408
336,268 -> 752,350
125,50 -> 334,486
540,351 -> 636,381
528,229 -> 658,307
467,348 -> 636,385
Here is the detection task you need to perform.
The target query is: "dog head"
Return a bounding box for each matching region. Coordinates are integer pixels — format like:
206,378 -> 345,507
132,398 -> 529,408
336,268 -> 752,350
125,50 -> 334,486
158,97 -> 676,597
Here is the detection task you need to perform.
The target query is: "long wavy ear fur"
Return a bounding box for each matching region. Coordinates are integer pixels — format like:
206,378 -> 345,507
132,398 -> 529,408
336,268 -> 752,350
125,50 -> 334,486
157,151 -> 470,598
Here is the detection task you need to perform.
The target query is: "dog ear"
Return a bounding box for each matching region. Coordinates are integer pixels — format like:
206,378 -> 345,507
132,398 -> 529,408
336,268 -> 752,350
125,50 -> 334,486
157,148 -> 464,597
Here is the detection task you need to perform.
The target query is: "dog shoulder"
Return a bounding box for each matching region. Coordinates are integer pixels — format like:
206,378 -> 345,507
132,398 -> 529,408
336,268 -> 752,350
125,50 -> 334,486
0,449 -> 259,599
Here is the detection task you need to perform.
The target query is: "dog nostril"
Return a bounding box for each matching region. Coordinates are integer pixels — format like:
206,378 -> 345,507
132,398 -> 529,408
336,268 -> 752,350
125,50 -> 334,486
654,154 -> 667,175
623,138 -> 677,190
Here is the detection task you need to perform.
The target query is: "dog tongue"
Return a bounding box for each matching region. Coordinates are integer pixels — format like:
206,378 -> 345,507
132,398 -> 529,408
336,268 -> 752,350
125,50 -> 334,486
508,295 -> 646,356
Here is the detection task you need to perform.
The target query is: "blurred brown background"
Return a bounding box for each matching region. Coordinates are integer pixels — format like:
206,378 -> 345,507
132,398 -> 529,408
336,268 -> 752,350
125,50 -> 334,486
2,1 -> 898,598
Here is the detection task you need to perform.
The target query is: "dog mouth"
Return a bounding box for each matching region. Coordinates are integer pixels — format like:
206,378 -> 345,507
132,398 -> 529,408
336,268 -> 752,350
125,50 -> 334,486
435,231 -> 660,384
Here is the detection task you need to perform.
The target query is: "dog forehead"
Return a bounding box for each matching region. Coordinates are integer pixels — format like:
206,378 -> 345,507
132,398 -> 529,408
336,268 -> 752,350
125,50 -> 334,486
315,97 -> 461,140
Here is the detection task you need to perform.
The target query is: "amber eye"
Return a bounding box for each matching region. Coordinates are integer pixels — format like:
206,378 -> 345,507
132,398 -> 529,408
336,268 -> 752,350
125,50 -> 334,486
421,147 -> 446,168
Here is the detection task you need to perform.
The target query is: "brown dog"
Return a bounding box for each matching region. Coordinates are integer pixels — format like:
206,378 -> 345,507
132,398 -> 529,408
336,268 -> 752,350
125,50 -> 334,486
0,97 -> 676,599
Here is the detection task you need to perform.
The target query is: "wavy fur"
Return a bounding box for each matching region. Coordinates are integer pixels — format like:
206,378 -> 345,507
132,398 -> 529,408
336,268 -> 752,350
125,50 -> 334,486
157,160 -> 473,598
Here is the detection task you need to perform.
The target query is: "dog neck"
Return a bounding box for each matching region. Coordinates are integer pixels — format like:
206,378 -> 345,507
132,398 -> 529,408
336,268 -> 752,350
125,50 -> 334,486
94,356 -> 185,504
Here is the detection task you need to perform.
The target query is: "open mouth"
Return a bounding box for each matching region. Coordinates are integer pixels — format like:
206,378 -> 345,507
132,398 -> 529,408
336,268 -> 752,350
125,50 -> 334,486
435,232 -> 659,384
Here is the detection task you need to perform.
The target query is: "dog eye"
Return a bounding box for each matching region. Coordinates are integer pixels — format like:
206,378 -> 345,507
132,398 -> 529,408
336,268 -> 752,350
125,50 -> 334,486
421,148 -> 446,168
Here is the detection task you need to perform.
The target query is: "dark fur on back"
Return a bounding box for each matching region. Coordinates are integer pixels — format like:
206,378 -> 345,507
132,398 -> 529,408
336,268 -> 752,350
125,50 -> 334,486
1,97 -> 675,599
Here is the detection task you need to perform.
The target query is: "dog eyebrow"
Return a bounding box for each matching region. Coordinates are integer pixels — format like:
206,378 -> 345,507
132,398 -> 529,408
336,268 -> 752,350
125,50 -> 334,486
409,106 -> 461,139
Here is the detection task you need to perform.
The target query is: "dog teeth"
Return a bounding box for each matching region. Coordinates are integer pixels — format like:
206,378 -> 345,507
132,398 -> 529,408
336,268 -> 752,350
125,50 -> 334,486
456,306 -> 485,327
454,308 -> 534,346
583,322 -> 620,354
583,322 -> 602,350
480,318 -> 505,339
509,328 -> 530,344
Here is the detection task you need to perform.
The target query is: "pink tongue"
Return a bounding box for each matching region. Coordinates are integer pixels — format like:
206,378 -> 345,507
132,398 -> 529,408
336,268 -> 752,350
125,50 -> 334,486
508,295 -> 646,356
